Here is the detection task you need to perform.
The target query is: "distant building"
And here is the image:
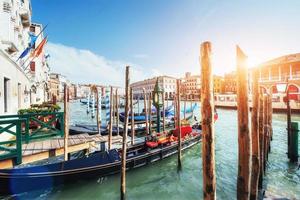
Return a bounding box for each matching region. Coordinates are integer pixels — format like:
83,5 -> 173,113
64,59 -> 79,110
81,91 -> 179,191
76,84 -> 91,99
181,72 -> 201,100
131,76 -> 177,99
213,75 -> 225,94
49,73 -> 70,101
224,71 -> 237,94
69,84 -> 77,100
49,74 -> 59,100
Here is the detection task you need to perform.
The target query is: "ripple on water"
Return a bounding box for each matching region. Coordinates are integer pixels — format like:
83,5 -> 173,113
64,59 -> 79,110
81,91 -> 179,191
4,103 -> 299,199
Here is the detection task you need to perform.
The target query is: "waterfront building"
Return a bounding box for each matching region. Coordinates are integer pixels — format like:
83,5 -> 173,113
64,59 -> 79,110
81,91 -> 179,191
49,73 -> 59,100
49,73 -> 70,101
76,84 -> 91,99
0,0 -> 49,115
223,71 -> 237,94
213,75 -> 225,94
131,76 -> 177,99
181,72 -> 201,100
69,84 -> 77,100
250,53 -> 300,94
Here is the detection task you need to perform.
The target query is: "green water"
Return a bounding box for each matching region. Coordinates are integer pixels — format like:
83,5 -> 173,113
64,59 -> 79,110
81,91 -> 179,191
4,101 -> 300,199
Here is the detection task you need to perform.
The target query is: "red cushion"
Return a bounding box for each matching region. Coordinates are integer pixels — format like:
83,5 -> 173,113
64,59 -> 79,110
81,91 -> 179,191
173,126 -> 192,137
146,141 -> 158,148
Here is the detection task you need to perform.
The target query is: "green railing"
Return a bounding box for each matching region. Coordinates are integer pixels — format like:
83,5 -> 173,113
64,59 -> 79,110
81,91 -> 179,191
0,112 -> 64,165
23,112 -> 64,143
0,119 -> 23,165
0,112 -> 64,143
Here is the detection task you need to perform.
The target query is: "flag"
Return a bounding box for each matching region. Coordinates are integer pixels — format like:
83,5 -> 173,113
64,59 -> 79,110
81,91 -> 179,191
18,47 -> 31,60
32,37 -> 47,57
28,32 -> 37,48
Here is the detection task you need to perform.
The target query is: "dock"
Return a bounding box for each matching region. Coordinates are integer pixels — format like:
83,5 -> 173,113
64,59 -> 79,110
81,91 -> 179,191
0,133 -> 123,169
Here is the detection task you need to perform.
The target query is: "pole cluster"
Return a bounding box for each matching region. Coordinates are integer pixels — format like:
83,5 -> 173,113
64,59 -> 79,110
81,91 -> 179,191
235,46 -> 274,200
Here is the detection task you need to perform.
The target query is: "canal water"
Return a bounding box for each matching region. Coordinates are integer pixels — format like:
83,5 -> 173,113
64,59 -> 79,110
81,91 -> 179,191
3,101 -> 300,200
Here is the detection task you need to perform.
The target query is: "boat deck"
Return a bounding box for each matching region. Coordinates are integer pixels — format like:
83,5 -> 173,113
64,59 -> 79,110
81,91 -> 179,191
0,134 -> 123,169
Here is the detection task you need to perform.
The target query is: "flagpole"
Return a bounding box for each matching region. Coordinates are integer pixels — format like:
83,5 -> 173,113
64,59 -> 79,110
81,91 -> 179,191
17,24 -> 49,64
23,36 -> 48,72
35,23 -> 48,39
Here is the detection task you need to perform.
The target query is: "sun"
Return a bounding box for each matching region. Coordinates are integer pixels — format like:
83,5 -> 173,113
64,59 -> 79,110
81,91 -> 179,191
247,57 -> 261,69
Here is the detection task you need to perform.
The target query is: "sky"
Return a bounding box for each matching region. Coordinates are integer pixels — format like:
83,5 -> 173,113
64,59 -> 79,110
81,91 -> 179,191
31,0 -> 300,86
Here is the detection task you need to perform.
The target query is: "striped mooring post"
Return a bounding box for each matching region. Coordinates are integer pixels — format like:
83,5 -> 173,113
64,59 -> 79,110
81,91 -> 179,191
105,87 -> 110,125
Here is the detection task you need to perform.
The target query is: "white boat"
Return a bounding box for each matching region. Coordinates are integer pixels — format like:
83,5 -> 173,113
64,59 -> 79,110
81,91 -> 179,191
214,93 -> 300,113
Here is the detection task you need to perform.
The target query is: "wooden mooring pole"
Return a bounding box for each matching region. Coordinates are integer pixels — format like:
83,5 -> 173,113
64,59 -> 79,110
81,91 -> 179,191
236,46 -> 251,200
64,84 -> 69,161
250,69 -> 260,200
258,89 -> 264,189
121,66 -> 130,200
263,94 -> 268,172
267,92 -> 273,148
200,41 -> 216,199
184,93 -> 186,119
176,79 -> 182,171
116,89 -> 120,136
96,87 -> 101,135
130,87 -> 135,145
162,92 -> 165,131
148,92 -> 152,133
173,96 -> 177,128
143,88 -> 149,135
108,86 -> 113,150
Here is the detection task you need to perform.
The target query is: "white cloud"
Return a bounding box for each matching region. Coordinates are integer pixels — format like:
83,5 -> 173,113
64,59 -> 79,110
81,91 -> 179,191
46,42 -> 152,86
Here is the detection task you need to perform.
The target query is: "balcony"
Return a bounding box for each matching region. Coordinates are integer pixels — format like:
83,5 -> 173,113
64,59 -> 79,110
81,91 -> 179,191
1,40 -> 18,54
19,8 -> 31,28
259,74 -> 300,83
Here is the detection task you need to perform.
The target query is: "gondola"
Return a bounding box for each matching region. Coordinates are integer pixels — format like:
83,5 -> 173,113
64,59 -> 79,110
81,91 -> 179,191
0,127 -> 201,195
69,124 -> 123,135
118,104 -> 191,123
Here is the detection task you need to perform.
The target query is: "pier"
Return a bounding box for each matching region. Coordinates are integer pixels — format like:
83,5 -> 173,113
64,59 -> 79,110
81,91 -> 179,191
0,133 -> 123,169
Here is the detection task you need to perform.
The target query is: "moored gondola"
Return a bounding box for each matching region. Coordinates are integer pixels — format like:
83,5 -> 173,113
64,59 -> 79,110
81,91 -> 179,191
0,127 -> 201,195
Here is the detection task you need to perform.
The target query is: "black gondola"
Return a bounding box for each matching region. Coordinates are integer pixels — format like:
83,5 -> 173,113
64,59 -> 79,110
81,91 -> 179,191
0,130 -> 201,195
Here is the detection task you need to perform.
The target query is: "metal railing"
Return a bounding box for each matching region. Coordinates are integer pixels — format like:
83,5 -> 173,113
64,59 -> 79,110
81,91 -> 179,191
0,112 -> 64,143
0,119 -> 24,164
0,112 -> 64,164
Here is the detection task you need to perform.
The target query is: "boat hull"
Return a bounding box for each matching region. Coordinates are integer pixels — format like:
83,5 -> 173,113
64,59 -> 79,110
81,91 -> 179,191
0,134 -> 201,195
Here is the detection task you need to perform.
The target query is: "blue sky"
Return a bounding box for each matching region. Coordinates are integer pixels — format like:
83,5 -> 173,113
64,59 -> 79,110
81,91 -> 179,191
31,0 -> 300,85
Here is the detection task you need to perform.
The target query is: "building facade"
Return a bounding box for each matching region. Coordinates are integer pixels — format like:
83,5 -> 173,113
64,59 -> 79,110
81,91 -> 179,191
213,75 -> 225,94
223,71 -> 237,94
49,73 -> 70,101
27,23 -> 50,104
130,76 -> 177,99
251,53 -> 300,94
181,72 -> 201,100
49,73 -> 59,100
0,0 -> 49,115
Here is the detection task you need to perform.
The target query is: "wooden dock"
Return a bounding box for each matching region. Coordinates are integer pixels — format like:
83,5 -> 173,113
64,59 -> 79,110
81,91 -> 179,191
0,134 -> 123,169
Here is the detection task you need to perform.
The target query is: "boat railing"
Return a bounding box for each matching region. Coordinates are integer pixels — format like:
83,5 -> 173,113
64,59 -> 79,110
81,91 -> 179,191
0,118 -> 24,165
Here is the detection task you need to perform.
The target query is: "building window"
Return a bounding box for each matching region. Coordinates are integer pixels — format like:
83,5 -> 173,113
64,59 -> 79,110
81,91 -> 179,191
3,2 -> 11,13
4,78 -> 10,113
